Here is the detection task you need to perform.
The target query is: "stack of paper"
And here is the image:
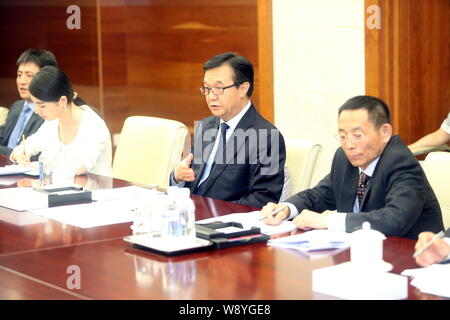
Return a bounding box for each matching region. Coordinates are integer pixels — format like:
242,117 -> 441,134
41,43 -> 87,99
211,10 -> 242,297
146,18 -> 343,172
0,187 -> 48,211
401,264 -> 450,298
30,199 -> 137,228
91,185 -> 162,201
313,262 -> 408,299
197,210 -> 297,236
29,186 -> 163,228
0,164 -> 35,176
268,229 -> 351,252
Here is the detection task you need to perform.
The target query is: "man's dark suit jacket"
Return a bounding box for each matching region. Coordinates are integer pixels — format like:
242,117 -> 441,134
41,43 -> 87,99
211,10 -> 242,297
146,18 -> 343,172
0,100 -> 44,156
185,104 -> 286,209
286,135 -> 444,239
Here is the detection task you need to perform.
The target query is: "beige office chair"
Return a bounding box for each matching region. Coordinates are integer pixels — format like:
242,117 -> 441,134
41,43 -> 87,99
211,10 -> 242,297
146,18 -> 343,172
0,107 -> 9,126
280,139 -> 322,201
112,116 -> 189,189
422,151 -> 450,229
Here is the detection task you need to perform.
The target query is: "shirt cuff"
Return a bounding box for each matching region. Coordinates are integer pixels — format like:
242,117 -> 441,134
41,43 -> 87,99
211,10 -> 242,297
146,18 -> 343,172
326,211 -> 347,232
282,202 -> 299,220
170,171 -> 185,188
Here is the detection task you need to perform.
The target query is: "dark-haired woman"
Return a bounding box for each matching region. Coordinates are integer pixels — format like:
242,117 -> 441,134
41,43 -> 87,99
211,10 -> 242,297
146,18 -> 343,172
11,66 -> 112,177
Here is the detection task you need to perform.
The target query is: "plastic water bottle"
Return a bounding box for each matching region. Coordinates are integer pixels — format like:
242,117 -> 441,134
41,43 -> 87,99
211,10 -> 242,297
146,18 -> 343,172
178,188 -> 196,240
160,196 -> 180,242
166,187 -> 196,241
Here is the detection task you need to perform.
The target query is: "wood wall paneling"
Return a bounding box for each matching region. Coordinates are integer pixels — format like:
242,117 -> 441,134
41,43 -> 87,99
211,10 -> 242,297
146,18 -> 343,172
100,0 -> 262,135
0,1 -> 274,141
0,1 -> 100,110
365,0 -> 450,144
257,0 -> 274,123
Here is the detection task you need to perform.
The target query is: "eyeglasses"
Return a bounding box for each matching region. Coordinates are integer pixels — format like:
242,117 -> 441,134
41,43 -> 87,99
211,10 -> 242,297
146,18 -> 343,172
334,132 -> 365,143
199,83 -> 240,96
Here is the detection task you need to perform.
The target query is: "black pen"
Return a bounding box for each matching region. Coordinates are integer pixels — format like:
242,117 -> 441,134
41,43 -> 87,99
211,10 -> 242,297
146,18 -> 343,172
259,204 -> 288,221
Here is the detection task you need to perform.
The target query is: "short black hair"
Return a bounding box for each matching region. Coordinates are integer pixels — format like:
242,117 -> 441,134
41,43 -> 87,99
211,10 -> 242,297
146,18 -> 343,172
338,95 -> 391,128
16,49 -> 58,69
204,52 -> 254,97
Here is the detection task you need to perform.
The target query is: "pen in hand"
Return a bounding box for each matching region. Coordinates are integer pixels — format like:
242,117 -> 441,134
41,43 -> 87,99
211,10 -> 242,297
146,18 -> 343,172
22,134 -> 26,157
18,134 -> 29,165
259,204 -> 289,221
413,230 -> 445,259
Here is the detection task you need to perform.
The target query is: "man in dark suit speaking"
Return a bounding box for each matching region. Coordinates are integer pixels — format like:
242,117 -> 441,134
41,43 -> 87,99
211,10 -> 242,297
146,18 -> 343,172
262,95 -> 443,239
170,52 -> 286,208
0,49 -> 57,156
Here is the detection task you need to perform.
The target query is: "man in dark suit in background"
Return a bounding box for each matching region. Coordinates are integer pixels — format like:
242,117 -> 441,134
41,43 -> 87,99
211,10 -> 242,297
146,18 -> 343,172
262,95 -> 443,239
171,52 -> 286,208
0,49 -> 57,156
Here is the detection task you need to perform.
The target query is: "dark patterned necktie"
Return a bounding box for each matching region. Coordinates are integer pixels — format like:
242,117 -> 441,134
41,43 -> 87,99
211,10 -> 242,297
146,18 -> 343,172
216,122 -> 230,164
357,172 -> 370,208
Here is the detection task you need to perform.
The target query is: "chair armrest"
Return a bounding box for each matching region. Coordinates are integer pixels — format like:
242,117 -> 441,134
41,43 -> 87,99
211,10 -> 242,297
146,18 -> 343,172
412,145 -> 450,156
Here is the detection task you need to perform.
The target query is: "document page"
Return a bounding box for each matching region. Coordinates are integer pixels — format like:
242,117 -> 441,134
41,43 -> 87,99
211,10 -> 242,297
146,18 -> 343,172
401,264 -> 450,298
0,164 -> 35,176
30,199 -> 137,228
28,186 -> 163,228
0,187 -> 48,211
268,229 -> 351,251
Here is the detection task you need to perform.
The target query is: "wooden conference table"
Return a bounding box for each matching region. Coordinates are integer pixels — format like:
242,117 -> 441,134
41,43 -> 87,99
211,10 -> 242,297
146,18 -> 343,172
0,157 -> 446,301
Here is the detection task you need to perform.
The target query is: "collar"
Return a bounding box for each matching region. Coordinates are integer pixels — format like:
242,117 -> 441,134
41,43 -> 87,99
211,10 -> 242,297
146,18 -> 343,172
359,157 -> 380,178
220,100 -> 251,131
23,100 -> 35,112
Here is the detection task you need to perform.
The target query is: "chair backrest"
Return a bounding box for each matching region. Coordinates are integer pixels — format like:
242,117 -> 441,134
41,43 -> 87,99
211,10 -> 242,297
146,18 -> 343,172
112,116 -> 189,189
281,139 -> 322,199
0,107 -> 9,126
423,151 -> 450,229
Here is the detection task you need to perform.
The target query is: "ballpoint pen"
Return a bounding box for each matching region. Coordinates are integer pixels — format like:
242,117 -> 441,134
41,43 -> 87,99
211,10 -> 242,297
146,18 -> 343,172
39,161 -> 44,186
22,134 -> 26,158
412,230 -> 445,258
259,204 -> 289,221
